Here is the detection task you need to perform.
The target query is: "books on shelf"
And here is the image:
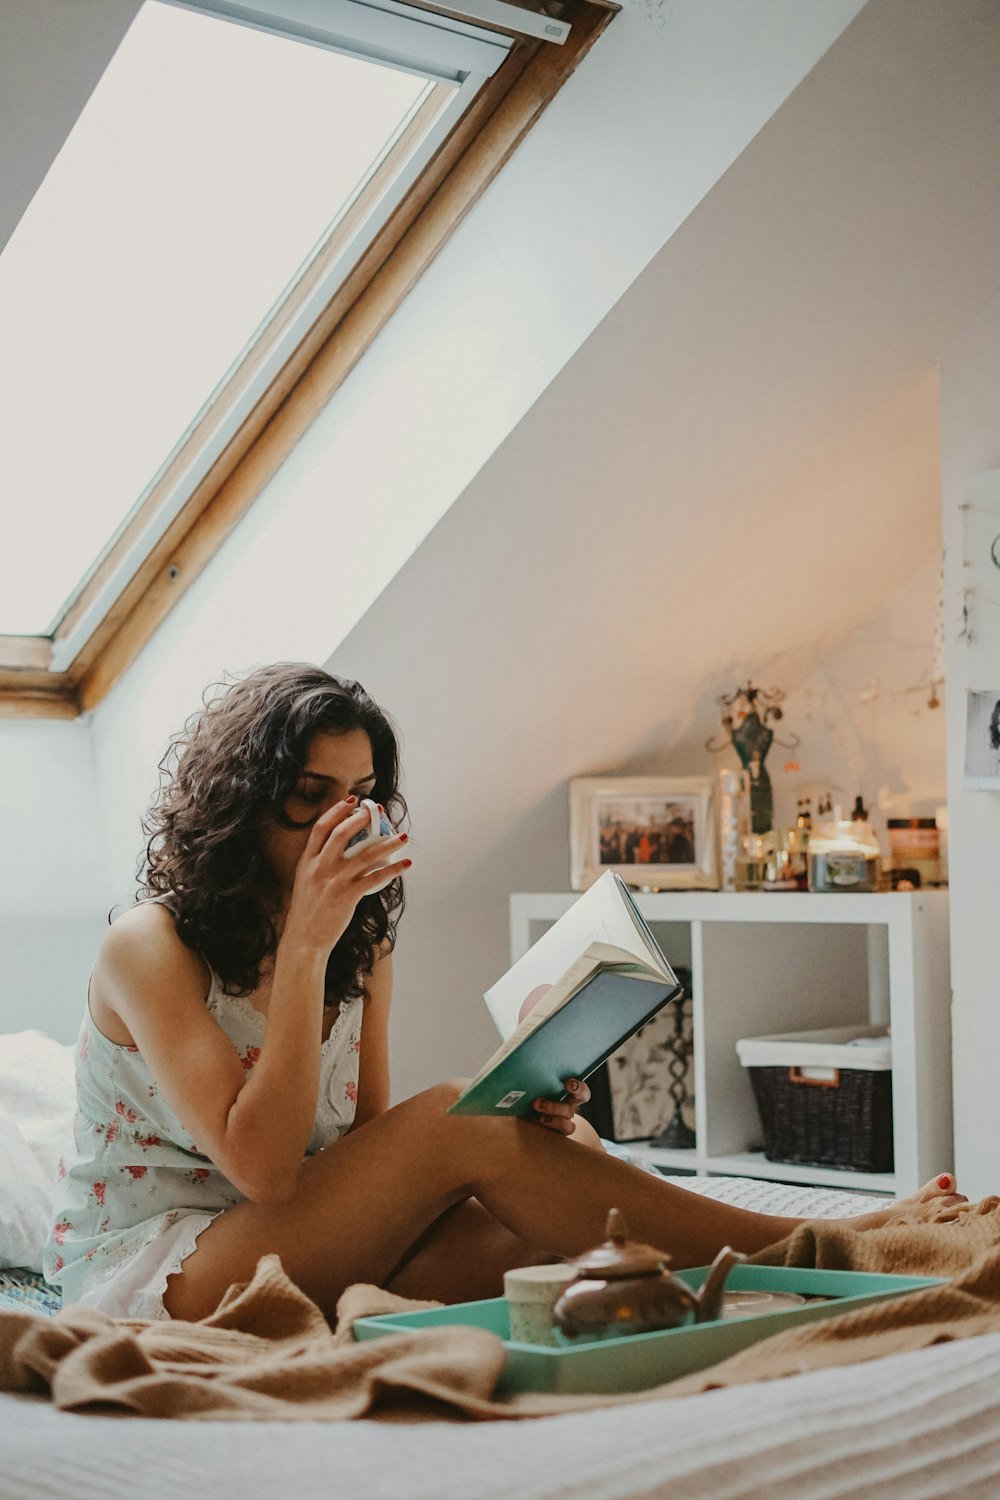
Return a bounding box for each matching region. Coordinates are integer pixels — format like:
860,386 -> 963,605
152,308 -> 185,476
447,871 -> 683,1117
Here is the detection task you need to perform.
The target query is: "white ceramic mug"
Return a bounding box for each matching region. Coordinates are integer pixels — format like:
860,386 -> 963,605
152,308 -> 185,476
343,798 -> 408,888
504,1264 -> 576,1346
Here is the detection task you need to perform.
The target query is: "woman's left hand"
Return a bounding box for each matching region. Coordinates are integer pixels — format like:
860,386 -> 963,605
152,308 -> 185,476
532,1077 -> 591,1136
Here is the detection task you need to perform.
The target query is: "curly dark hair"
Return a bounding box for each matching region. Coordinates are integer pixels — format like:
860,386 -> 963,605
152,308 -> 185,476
138,663 -> 407,1003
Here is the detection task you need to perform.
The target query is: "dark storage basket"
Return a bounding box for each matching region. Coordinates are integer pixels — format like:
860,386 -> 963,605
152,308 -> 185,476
746,1064 -> 894,1173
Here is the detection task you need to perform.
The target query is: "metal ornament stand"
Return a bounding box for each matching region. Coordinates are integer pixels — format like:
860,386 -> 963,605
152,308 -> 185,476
649,989 -> 696,1150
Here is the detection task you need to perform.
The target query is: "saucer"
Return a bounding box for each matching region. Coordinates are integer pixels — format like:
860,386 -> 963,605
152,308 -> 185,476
720,1289 -> 810,1319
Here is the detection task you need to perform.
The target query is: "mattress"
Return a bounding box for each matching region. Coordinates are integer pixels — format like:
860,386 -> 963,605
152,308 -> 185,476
3,1332 -> 1000,1499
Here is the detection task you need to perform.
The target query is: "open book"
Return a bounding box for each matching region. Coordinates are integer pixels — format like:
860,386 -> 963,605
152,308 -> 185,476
446,871 -> 683,1117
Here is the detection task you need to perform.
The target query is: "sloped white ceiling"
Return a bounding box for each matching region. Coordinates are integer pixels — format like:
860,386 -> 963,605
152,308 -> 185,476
330,0 -> 1000,1092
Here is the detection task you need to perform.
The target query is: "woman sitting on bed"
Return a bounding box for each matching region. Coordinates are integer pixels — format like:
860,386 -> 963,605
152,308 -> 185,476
41,664 -> 965,1324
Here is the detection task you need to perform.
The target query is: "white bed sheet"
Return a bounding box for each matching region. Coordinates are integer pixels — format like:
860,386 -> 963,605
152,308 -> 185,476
3,1333 -> 1000,1500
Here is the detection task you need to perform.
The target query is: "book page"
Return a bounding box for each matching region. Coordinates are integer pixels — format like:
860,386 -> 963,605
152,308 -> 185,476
485,872 -> 672,1039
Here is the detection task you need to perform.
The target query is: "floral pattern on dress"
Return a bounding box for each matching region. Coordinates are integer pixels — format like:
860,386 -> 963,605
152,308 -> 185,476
43,976 -> 363,1314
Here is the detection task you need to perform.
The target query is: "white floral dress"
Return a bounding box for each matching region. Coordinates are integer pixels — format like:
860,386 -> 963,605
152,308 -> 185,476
41,971 -> 363,1321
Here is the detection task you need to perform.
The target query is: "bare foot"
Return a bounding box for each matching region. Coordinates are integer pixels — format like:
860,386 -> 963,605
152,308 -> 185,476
843,1173 -> 968,1232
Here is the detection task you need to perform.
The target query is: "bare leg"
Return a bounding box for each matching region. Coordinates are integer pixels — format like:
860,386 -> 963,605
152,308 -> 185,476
383,1198 -> 557,1302
386,1116 -> 607,1301
163,1082 -> 796,1321
163,1082 -> 960,1322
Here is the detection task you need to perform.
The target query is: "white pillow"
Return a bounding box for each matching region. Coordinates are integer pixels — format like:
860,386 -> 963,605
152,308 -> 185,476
0,1113 -> 56,1270
0,1030 -> 76,1270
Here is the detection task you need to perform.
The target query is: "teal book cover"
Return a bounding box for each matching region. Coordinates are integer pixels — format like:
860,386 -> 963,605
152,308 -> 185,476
447,967 -> 683,1117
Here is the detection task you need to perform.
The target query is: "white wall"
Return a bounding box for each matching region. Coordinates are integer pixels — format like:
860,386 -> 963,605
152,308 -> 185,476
0,720 -> 111,1042
327,0 -> 1000,1100
330,519 -> 946,1105
940,292 -> 1000,1198
89,0 -> 865,902
742,555 -> 947,844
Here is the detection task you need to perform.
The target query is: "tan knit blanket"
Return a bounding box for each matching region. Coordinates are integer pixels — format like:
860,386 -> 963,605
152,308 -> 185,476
3,1194 -> 1000,1422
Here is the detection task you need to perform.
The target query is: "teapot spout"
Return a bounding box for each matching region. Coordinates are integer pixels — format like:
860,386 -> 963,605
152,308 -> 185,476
694,1246 -> 747,1324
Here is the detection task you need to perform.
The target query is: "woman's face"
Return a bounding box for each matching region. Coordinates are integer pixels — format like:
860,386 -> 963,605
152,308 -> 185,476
259,727 -> 378,894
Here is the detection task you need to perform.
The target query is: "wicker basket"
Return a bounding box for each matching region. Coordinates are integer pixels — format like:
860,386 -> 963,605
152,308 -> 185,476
737,1028 -> 894,1174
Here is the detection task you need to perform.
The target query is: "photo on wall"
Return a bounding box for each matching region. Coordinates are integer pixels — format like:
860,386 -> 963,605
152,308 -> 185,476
963,689 -> 1000,791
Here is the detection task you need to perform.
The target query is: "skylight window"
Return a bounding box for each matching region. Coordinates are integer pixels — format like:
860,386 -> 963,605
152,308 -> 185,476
0,0 -> 446,635
0,0 -> 606,712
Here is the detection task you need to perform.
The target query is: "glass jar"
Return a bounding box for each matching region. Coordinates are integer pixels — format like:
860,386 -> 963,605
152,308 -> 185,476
807,819 -> 881,893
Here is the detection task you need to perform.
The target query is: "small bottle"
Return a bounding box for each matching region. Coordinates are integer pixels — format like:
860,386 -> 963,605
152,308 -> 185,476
851,794 -> 868,824
786,800 -> 810,889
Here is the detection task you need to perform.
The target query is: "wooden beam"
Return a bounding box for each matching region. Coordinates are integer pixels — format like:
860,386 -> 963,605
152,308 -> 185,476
0,691 -> 79,720
0,635 -> 53,670
0,665 -> 78,718
0,640 -> 79,715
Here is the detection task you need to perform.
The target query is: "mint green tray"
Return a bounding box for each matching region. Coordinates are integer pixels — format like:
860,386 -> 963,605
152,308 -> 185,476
354,1264 -> 943,1395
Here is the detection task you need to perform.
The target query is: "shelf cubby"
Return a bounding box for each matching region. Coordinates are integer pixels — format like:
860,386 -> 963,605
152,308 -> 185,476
509,890 -> 952,1197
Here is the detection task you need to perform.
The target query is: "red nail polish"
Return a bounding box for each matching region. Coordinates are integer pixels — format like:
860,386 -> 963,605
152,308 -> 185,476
377,804 -> 384,813
938,1175 -> 952,1189
399,832 -> 409,843
346,795 -> 357,805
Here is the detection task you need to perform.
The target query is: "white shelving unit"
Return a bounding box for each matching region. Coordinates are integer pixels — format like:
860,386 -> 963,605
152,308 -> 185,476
509,890 -> 952,1197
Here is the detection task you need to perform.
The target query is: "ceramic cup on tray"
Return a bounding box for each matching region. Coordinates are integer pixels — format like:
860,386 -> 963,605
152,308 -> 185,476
504,1264 -> 576,1346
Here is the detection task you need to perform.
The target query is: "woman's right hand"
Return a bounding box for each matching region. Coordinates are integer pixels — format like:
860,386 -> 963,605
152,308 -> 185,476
283,797 -> 410,957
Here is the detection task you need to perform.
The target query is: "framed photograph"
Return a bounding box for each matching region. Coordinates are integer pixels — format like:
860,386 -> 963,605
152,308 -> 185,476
964,689 -> 1000,791
569,776 -> 719,893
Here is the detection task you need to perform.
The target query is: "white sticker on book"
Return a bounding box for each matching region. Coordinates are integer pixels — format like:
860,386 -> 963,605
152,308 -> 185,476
496,1090 -> 526,1108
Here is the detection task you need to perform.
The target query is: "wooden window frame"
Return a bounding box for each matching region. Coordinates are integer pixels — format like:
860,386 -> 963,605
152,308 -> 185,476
0,0 -> 615,720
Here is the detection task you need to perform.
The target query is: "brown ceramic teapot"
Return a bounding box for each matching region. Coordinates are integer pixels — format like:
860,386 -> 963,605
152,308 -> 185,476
552,1208 -> 746,1340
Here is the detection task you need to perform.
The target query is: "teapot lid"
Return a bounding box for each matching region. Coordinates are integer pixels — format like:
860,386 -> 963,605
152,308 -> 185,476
570,1208 -> 670,1279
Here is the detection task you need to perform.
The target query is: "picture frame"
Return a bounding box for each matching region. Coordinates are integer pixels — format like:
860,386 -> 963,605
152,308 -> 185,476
963,688 -> 1000,791
569,776 -> 719,893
